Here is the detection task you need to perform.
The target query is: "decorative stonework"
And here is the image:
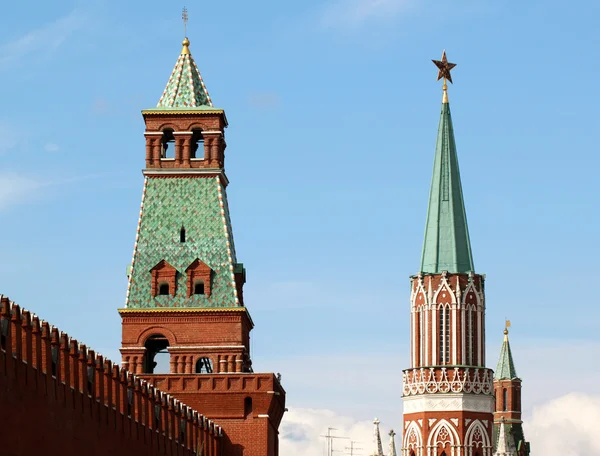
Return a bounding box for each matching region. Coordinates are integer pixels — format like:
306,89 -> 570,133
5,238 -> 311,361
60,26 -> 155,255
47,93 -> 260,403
403,367 -> 494,396
403,393 -> 494,414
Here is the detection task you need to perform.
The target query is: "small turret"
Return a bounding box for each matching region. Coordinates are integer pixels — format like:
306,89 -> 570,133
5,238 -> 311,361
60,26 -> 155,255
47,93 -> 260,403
493,323 -> 530,456
372,418 -> 384,456
388,429 -> 397,456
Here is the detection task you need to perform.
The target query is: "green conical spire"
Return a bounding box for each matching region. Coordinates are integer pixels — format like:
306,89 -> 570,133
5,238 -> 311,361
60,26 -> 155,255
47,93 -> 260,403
156,38 -> 213,109
420,87 -> 475,274
495,330 -> 518,380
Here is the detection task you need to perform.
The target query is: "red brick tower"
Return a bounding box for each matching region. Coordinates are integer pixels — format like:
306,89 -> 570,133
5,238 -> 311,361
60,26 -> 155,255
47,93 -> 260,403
491,326 -> 530,456
401,52 -> 494,456
119,36 -> 285,456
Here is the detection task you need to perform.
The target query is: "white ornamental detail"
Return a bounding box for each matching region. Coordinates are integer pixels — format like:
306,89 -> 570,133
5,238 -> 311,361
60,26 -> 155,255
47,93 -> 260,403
402,367 -> 494,396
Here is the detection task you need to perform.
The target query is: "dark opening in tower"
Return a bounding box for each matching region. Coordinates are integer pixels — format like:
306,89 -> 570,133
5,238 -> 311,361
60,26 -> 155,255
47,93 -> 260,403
144,334 -> 170,374
159,283 -> 170,295
161,128 -> 175,159
191,129 -> 204,159
195,356 -> 213,374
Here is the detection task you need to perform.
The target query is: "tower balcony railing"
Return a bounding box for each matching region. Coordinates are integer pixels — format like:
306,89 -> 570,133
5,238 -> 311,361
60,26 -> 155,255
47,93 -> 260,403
402,366 -> 494,397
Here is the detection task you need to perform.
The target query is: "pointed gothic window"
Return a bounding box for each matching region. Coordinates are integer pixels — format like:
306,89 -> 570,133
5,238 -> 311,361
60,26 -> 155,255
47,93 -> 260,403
180,226 -> 186,243
466,308 -> 475,365
439,306 -> 450,364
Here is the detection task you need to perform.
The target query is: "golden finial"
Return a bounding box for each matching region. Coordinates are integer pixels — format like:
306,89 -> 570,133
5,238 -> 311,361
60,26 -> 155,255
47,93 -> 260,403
432,50 -> 456,104
504,319 -> 511,340
181,7 -> 190,55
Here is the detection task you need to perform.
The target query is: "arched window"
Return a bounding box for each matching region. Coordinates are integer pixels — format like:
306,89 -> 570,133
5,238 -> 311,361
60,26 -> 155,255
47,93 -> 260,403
180,226 -> 186,243
161,129 -> 175,159
244,397 -> 253,419
439,306 -> 450,364
466,308 -> 475,365
503,388 -> 508,411
159,283 -> 170,296
195,357 -> 213,374
194,280 -> 205,295
144,334 -> 170,374
191,129 -> 204,159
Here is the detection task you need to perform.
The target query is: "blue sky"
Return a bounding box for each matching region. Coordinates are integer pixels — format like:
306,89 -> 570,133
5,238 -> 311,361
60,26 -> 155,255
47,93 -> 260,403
1,0 -> 600,451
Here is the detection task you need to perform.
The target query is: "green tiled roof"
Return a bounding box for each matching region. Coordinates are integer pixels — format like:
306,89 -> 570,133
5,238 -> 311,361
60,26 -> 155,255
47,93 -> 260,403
493,421 -> 530,456
495,333 -> 518,380
156,39 -> 213,109
125,176 -> 242,309
420,101 -> 475,274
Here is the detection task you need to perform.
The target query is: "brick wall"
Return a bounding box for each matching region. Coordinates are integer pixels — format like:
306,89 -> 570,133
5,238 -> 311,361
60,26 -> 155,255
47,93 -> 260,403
0,296 -> 222,456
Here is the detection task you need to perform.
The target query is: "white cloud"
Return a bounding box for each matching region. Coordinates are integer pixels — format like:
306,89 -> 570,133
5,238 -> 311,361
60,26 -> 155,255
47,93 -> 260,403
0,10 -> 85,66
0,171 -> 111,210
44,143 -> 60,152
0,173 -> 45,209
281,408 -> 396,456
321,0 -> 413,27
526,393 -> 600,456
282,393 -> 600,456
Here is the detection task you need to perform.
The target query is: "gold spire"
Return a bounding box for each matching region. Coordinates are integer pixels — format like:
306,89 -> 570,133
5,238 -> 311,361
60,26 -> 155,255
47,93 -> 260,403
442,79 -> 448,104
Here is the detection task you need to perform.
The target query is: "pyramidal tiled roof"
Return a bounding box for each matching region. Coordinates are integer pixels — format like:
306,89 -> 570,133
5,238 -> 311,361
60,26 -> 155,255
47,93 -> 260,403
420,93 -> 475,274
494,332 -> 518,380
156,38 -> 213,109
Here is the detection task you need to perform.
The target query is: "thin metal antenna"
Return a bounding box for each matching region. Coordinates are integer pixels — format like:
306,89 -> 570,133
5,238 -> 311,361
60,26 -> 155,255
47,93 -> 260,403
182,7 -> 189,38
320,428 -> 350,456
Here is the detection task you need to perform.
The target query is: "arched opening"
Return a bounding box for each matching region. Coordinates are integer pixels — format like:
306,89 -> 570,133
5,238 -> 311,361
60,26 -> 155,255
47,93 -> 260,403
244,397 -> 253,419
440,452 -> 447,456
194,280 -> 205,295
191,129 -> 204,159
410,452 -> 416,456
195,356 -> 213,374
503,388 -> 508,411
180,226 -> 186,243
144,334 -> 170,374
159,283 -> 170,296
161,128 -> 175,159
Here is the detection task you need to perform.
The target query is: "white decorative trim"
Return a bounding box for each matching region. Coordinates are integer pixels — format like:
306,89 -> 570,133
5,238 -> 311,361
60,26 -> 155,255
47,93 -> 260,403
257,414 -> 269,418
144,132 -> 164,136
450,418 -> 459,426
428,419 -> 437,427
402,393 -> 494,414
160,158 -> 176,161
417,419 -> 422,428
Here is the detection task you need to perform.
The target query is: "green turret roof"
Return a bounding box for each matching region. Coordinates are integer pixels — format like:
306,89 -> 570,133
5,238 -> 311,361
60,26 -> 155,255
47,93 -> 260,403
494,331 -> 518,380
156,38 -> 213,109
420,93 -> 475,274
